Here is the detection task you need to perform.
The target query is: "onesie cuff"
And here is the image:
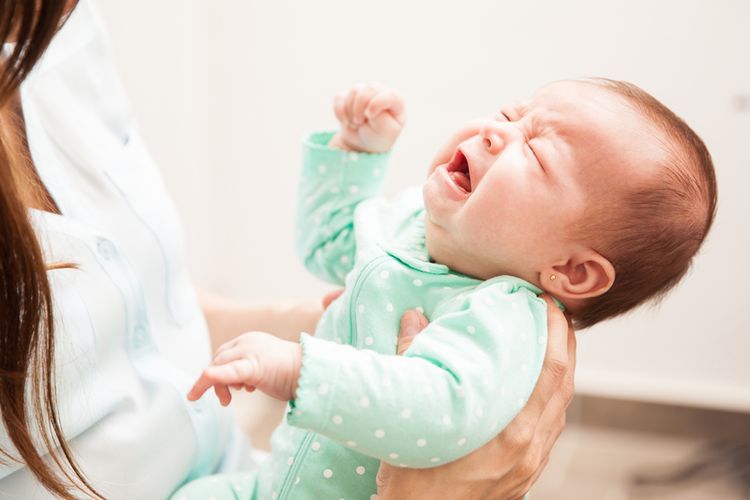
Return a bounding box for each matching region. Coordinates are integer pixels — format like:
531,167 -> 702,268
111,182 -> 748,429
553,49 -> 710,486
302,131 -> 391,189
287,333 -> 350,432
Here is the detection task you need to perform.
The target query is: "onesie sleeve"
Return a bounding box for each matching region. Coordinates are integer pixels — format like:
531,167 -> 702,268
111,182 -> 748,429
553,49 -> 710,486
287,280 -> 552,467
295,131 -> 390,285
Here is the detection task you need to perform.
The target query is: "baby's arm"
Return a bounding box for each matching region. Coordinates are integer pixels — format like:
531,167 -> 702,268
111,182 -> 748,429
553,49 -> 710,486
296,83 -> 405,284
189,280 -> 551,468
287,282 -> 549,467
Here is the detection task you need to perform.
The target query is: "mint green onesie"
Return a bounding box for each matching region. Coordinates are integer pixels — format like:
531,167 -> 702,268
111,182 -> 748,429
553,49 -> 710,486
171,132 -> 554,500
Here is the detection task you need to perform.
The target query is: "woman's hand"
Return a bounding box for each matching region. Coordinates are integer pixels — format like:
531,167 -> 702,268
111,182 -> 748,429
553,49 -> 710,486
378,294 -> 576,500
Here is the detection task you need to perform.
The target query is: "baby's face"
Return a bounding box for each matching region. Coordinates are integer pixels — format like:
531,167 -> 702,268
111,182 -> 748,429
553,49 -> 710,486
422,80 -> 659,284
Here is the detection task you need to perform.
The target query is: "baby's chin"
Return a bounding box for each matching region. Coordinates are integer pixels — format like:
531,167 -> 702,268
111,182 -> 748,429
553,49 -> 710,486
425,217 -> 552,286
423,218 -> 502,280
423,217 -> 460,269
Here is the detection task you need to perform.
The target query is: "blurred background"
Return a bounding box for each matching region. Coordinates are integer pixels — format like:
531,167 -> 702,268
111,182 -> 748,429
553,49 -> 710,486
96,1 -> 749,498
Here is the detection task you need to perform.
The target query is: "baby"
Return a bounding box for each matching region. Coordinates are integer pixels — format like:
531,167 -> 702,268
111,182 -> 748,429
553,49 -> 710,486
172,79 -> 717,500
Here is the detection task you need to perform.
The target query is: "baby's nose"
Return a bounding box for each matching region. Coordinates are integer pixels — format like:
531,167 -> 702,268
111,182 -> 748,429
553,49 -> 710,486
479,119 -> 523,154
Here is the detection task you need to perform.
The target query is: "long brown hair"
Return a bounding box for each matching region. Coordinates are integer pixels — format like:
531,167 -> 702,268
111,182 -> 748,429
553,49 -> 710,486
1,1 -> 101,498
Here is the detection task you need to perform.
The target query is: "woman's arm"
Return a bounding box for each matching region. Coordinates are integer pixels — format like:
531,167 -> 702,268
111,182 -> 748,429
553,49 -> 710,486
377,295 -> 575,500
197,288 -> 325,351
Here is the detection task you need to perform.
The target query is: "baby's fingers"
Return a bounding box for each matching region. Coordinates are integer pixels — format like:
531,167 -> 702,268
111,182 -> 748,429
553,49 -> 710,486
352,83 -> 383,126
365,88 -> 405,124
333,91 -> 350,127
207,359 -> 259,385
213,383 -> 232,406
188,359 -> 258,402
344,86 -> 362,129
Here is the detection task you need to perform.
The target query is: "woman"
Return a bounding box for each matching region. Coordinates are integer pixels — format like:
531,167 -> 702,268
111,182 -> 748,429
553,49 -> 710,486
0,1 -> 575,498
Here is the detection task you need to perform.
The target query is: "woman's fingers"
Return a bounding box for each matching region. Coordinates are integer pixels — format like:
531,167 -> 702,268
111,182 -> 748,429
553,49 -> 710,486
538,324 -> 576,452
521,295 -> 570,419
322,288 -> 345,310
483,295 -> 574,485
374,310 -> 430,496
396,309 -> 429,355
375,461 -> 394,495
497,301 -> 576,499
376,297 -> 576,500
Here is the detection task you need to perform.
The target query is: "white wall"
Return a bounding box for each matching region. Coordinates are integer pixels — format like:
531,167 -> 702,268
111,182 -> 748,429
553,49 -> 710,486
96,0 -> 750,412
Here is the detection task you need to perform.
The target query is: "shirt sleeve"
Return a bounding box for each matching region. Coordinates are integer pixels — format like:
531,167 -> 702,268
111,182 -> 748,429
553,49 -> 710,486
287,280 -> 551,468
295,131 -> 390,285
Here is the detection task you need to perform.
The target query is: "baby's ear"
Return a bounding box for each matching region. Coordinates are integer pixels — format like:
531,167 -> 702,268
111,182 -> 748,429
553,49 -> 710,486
540,250 -> 615,301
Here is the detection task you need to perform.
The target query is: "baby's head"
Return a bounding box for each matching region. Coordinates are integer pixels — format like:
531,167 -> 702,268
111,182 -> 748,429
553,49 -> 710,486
422,79 -> 717,328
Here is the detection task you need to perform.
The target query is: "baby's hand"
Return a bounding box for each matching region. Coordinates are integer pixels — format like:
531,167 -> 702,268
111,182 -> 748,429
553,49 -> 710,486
329,82 -> 405,153
187,331 -> 302,405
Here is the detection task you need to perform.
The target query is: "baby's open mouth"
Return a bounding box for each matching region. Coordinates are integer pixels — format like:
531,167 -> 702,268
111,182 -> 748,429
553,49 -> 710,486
446,149 -> 472,193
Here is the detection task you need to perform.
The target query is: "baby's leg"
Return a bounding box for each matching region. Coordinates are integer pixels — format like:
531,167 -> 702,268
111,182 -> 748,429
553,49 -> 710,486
170,472 -> 258,500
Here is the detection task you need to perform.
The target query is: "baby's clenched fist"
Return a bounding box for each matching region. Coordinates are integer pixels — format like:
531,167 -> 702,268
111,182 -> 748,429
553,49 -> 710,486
330,82 -> 405,153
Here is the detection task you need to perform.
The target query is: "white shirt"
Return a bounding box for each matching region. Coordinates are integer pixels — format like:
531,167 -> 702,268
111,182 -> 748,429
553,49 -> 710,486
0,1 -> 241,498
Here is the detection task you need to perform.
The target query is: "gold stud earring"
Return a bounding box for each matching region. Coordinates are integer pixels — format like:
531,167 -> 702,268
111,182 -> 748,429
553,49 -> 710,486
549,274 -> 557,281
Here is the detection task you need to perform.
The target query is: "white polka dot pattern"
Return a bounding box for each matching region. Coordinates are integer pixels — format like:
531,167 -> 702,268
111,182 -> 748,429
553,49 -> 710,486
293,135 -> 552,493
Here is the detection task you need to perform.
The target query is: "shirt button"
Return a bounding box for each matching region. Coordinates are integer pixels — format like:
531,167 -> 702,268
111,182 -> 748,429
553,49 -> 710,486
96,238 -> 116,260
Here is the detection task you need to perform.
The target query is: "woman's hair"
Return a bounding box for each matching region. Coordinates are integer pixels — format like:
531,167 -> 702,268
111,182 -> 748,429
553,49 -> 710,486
0,1 -> 101,498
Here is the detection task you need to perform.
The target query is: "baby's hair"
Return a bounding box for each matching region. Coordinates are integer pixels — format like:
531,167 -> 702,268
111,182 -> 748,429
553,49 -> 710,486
573,78 -> 717,329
